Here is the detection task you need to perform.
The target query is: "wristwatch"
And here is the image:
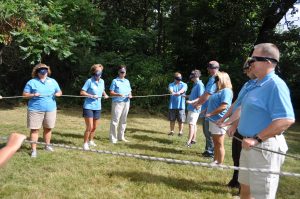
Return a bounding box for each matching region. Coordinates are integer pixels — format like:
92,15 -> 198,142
254,135 -> 263,143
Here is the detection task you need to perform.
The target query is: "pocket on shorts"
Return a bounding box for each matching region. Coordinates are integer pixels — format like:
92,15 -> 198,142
261,139 -> 278,163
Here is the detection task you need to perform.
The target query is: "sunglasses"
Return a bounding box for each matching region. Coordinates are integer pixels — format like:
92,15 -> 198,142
244,56 -> 279,69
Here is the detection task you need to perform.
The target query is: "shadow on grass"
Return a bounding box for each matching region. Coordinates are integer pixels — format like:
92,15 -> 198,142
127,143 -> 183,154
54,131 -> 83,139
126,128 -> 165,135
131,134 -> 173,144
109,171 -> 228,194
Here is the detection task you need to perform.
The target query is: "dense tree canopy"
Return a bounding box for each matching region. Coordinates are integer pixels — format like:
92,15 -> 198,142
0,0 -> 299,111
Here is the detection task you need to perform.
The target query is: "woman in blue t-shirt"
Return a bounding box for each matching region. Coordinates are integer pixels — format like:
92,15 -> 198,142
80,64 -> 109,150
205,71 -> 233,165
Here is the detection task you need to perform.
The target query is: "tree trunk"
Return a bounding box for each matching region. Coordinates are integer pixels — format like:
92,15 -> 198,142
254,0 -> 297,45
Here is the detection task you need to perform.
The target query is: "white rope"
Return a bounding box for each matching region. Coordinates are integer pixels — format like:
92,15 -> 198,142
1,137 -> 299,178
0,94 -> 173,99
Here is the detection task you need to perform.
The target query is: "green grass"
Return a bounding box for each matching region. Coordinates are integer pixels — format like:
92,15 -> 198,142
0,106 -> 299,199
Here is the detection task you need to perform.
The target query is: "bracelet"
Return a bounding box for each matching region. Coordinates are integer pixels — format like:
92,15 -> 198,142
254,135 -> 263,143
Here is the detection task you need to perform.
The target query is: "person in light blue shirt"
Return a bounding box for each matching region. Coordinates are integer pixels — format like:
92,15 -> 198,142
205,71 -> 233,165
80,64 -> 109,150
167,72 -> 187,136
188,61 -> 219,157
109,65 -> 132,144
185,70 -> 205,147
23,63 -> 62,158
216,63 -> 256,188
237,43 -> 295,199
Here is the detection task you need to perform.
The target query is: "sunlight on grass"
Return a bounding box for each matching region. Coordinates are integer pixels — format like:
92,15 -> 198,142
0,106 -> 299,198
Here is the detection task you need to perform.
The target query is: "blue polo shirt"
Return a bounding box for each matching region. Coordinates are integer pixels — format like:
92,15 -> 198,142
201,76 -> 217,118
207,88 -> 233,121
238,71 -> 295,137
110,77 -> 132,102
168,81 -> 188,109
232,79 -> 257,113
23,77 -> 61,112
187,80 -> 205,113
82,77 -> 105,110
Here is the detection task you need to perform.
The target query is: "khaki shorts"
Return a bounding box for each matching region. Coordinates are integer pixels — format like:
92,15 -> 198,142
27,110 -> 57,129
186,111 -> 200,125
208,121 -> 227,135
238,135 -> 287,199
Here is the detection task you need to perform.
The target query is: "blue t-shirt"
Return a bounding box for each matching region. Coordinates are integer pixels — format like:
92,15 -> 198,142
82,77 -> 105,110
207,88 -> 233,121
23,77 -> 61,112
187,80 -> 205,113
168,81 -> 188,109
110,77 -> 132,102
232,79 -> 257,113
201,76 -> 217,118
238,71 -> 295,137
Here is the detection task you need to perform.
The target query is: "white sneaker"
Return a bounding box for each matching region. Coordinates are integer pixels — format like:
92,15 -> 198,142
120,139 -> 129,143
88,140 -> 97,147
83,143 -> 90,150
45,145 -> 54,152
31,150 -> 37,158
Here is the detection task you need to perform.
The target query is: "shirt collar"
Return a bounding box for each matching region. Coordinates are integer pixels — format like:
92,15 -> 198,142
256,70 -> 275,87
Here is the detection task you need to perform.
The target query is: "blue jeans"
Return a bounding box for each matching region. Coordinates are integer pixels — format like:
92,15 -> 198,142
202,119 -> 214,155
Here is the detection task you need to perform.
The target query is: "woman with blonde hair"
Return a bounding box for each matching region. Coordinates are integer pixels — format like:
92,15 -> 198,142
205,71 -> 233,164
23,63 -> 62,158
80,64 -> 109,150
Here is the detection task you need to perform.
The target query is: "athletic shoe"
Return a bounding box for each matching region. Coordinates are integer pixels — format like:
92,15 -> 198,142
45,145 -> 54,152
202,151 -> 214,158
168,131 -> 174,136
83,143 -> 90,150
227,179 -> 240,189
31,150 -> 37,158
186,142 -> 191,147
191,140 -> 196,144
88,140 -> 97,147
178,132 -> 183,137
120,139 -> 130,143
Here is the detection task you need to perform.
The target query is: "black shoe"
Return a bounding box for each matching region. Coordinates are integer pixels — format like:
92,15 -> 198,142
178,133 -> 183,137
168,132 -> 174,136
202,151 -> 214,158
227,179 -> 240,189
191,140 -> 196,144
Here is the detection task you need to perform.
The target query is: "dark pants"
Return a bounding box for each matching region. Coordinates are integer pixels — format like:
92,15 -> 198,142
231,130 -> 243,182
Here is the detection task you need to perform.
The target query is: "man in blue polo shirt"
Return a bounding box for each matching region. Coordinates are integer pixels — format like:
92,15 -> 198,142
168,72 -> 187,136
238,43 -> 295,199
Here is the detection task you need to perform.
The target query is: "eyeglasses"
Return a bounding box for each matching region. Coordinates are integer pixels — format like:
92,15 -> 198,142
244,56 -> 279,69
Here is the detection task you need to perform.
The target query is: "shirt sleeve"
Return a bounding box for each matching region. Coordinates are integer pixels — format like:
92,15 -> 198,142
23,81 -> 32,93
205,78 -> 217,94
82,79 -> 91,92
110,79 -> 116,91
220,89 -> 233,105
53,79 -> 61,92
183,83 -> 188,92
268,82 -> 295,120
128,80 -> 132,92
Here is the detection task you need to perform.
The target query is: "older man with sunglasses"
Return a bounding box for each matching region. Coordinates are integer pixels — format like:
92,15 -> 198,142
237,43 -> 295,199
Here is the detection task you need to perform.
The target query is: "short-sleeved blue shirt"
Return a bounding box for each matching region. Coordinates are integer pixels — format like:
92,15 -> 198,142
82,77 -> 105,110
232,79 -> 257,113
207,88 -> 233,121
201,76 -> 217,118
238,71 -> 295,137
187,80 -> 205,113
23,77 -> 61,112
110,77 -> 132,102
168,81 -> 188,109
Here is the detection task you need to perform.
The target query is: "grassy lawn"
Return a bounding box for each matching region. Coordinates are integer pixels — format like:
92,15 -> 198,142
0,106 -> 299,199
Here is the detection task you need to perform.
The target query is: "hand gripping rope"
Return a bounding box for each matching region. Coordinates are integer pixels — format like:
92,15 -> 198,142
206,117 -> 300,160
0,137 -> 300,178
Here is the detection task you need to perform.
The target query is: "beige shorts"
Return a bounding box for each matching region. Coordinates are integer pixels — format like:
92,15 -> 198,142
238,135 -> 287,199
27,110 -> 57,129
208,121 -> 227,135
186,111 -> 200,125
